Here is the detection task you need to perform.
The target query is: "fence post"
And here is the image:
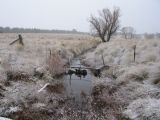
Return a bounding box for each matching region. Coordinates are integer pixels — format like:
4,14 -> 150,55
133,45 -> 136,62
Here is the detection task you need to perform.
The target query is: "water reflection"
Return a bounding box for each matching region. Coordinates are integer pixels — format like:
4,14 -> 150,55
63,59 -> 92,103
68,68 -> 87,79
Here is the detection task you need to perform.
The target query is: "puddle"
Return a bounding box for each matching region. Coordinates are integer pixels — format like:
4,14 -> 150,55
63,58 -> 92,103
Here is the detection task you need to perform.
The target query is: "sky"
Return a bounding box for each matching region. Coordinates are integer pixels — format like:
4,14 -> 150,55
0,0 -> 159,33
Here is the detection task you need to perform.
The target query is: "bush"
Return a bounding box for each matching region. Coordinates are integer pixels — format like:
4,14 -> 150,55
46,52 -> 65,77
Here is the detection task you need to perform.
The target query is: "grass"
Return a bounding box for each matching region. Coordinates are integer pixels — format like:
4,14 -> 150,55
6,70 -> 30,82
46,51 -> 65,77
1,33 -> 160,119
0,33 -> 99,77
82,36 -> 160,119
83,37 -> 160,67
46,83 -> 65,94
123,98 -> 160,120
0,33 -> 100,119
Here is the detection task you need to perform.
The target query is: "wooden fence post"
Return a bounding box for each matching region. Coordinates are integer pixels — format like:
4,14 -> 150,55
133,45 -> 136,62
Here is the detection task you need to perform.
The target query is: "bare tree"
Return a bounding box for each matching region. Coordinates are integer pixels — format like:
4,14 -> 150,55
121,26 -> 135,39
89,7 -> 120,42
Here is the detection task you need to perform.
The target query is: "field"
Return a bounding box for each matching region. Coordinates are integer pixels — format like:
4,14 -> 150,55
0,33 -> 160,120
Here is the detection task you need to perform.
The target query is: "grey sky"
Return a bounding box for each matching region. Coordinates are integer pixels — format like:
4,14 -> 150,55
0,0 -> 159,33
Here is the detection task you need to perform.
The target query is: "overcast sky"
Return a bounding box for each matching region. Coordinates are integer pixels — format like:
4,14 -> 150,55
0,0 -> 159,33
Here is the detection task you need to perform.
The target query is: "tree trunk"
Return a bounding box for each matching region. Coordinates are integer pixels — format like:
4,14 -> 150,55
100,36 -> 106,42
106,35 -> 111,42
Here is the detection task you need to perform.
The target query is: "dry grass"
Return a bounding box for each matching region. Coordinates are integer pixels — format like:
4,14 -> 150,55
6,70 -> 31,82
123,98 -> 160,120
83,37 -> 160,67
115,65 -> 149,84
46,52 -> 65,77
46,83 -> 65,94
0,33 -> 100,119
0,33 -> 98,76
0,84 -> 5,98
91,82 -> 123,119
91,63 -> 160,119
1,33 -> 160,119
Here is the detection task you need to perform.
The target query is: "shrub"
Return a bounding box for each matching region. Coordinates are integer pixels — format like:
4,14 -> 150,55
46,52 -> 65,77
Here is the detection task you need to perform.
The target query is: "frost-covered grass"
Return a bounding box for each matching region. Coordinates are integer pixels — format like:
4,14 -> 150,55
83,37 -> 160,67
1,34 -> 160,119
0,33 -> 98,73
0,33 -> 99,119
83,37 -> 160,119
123,98 -> 160,120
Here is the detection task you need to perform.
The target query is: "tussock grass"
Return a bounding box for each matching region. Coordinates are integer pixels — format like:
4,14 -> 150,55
115,65 -> 149,84
123,98 -> 160,120
146,63 -> 160,85
6,70 -> 30,82
46,52 -> 65,77
83,38 -> 160,67
91,80 -> 124,119
46,83 -> 65,94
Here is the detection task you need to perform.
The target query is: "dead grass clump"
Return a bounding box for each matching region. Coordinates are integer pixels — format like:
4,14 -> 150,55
152,78 -> 160,85
33,67 -> 45,79
13,108 -> 54,120
91,83 -> 123,119
46,83 -> 65,94
147,68 -> 160,85
91,84 -> 105,96
0,84 -> 5,98
123,98 -> 160,120
117,66 -> 149,84
0,84 -> 5,91
46,52 -> 65,77
3,80 -> 11,86
91,90 -> 123,119
127,71 -> 148,82
6,71 -> 30,82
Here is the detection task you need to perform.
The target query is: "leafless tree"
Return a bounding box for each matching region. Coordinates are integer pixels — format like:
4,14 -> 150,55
89,7 -> 120,42
121,26 -> 135,39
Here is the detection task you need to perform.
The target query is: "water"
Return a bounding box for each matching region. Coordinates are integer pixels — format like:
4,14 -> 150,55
63,59 -> 92,103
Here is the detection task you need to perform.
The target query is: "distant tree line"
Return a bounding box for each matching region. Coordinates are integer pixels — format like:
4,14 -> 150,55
0,27 -> 86,34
